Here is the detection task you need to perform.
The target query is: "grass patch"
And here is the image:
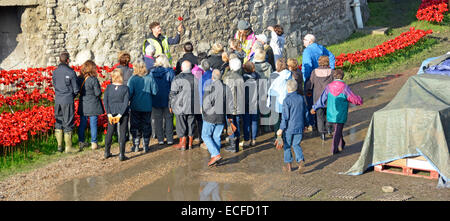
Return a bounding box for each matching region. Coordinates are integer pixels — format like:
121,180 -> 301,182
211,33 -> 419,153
298,0 -> 450,84
0,128 -> 111,181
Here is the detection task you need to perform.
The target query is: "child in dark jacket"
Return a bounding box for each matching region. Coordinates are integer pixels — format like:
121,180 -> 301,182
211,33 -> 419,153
103,68 -> 130,161
276,79 -> 307,173
311,69 -> 363,155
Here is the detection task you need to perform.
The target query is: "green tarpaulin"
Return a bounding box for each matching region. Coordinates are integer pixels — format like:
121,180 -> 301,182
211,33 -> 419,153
344,74 -> 450,183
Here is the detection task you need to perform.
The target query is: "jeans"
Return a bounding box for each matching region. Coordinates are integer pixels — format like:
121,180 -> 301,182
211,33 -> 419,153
243,114 -> 258,141
283,132 -> 304,163
201,121 -> 224,158
78,115 -> 98,143
226,115 -> 241,139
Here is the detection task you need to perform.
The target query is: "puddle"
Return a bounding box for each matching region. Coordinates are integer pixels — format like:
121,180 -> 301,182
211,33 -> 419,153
57,165 -> 255,201
127,166 -> 255,201
58,176 -> 108,201
128,180 -> 254,201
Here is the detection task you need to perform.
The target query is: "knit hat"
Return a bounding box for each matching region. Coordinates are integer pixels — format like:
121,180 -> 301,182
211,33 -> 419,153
237,20 -> 250,30
256,34 -> 268,44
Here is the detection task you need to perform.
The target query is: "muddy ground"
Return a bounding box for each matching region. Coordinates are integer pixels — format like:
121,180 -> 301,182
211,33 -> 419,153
0,67 -> 449,201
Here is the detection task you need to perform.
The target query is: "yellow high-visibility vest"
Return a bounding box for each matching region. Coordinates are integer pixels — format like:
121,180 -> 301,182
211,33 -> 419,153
142,37 -> 172,64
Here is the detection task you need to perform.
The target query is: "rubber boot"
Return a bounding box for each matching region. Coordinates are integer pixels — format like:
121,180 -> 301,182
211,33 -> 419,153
119,143 -> 128,161
55,129 -> 64,152
225,137 -> 238,153
188,136 -> 194,150
79,142 -> 88,152
175,137 -> 187,151
104,144 -> 112,159
64,131 -> 77,153
143,138 -> 150,153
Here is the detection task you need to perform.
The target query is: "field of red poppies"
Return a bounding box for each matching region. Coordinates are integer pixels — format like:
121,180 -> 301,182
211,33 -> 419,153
0,66 -> 115,165
416,0 -> 449,23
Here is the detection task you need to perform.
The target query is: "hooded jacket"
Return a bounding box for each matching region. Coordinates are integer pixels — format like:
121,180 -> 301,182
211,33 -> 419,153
202,79 -> 233,124
169,71 -> 196,115
306,67 -> 334,104
222,69 -> 245,115
313,79 -> 363,123
150,67 -> 175,108
128,72 -> 158,112
267,69 -> 292,113
254,60 -> 273,79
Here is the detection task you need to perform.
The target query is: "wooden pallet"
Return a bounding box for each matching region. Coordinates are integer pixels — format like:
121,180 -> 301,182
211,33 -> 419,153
374,156 -> 439,180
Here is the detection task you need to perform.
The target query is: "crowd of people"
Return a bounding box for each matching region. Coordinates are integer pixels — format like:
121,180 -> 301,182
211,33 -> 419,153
52,20 -> 362,171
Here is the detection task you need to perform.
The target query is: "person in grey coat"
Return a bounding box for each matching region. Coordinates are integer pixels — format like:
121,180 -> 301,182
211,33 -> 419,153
53,52 -> 79,153
169,60 -> 196,150
77,60 -> 105,151
222,58 -> 245,153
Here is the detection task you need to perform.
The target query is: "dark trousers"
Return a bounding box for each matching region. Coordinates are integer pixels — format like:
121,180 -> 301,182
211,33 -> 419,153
130,110 -> 152,140
55,103 -> 75,132
331,123 -> 345,154
105,113 -> 129,156
175,114 -> 195,137
305,95 -> 316,127
316,108 -> 330,134
194,114 -> 203,141
151,107 -> 174,143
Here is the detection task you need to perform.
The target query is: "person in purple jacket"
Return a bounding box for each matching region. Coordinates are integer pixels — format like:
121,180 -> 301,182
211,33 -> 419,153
311,70 -> 363,155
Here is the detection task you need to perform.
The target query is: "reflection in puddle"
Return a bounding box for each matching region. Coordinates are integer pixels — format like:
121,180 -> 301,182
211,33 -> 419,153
58,166 -> 255,201
58,176 -> 108,201
128,176 -> 254,201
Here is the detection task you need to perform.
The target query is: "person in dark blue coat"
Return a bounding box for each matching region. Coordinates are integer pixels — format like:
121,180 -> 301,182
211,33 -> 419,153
52,52 -> 79,153
127,61 -> 158,153
276,80 -> 307,173
150,55 -> 175,145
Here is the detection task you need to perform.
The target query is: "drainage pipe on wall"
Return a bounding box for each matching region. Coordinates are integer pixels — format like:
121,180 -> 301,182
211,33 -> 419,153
351,0 -> 364,29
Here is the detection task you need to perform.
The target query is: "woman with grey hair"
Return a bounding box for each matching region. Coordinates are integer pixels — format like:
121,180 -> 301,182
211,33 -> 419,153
150,55 -> 176,145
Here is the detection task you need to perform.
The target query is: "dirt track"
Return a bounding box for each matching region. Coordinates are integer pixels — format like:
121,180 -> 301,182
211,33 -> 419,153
0,67 -> 449,201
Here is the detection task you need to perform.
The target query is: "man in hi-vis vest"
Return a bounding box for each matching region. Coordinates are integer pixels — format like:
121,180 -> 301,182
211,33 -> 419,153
143,22 -> 184,65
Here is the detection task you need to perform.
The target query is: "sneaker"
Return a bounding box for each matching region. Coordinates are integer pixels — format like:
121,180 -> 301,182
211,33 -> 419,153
158,141 -> 164,145
200,143 -> 208,150
243,140 -> 251,148
167,141 -> 174,145
251,140 -> 256,146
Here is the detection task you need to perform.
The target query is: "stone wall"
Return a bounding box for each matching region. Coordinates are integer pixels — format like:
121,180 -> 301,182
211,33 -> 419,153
0,0 -> 369,69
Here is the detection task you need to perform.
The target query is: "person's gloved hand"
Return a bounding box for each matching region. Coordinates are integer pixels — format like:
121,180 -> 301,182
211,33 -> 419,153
108,114 -> 113,124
